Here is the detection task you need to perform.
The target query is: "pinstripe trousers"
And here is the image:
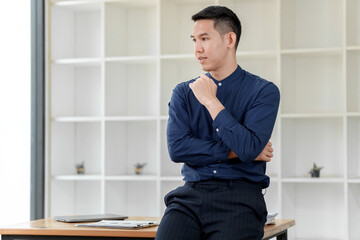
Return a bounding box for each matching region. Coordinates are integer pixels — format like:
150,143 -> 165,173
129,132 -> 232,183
155,179 -> 267,240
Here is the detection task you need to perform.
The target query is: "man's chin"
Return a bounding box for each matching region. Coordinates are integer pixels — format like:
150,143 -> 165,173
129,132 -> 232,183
200,64 -> 212,72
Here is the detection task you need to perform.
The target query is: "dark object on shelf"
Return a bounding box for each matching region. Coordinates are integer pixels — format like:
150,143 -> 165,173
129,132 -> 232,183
76,162 -> 85,174
134,163 -> 147,175
309,163 -> 323,178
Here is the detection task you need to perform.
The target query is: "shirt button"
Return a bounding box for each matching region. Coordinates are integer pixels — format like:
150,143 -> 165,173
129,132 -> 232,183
213,170 -> 217,174
218,82 -> 222,86
216,128 -> 219,132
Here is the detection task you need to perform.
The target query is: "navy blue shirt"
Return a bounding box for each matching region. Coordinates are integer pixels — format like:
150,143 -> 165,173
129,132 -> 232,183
167,65 -> 280,188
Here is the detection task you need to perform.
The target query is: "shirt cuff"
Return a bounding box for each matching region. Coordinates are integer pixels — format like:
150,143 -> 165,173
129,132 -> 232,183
212,108 -> 238,138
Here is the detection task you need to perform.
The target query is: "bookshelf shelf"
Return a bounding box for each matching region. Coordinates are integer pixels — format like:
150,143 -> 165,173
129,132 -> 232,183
52,175 -> 102,181
52,58 -> 102,65
281,178 -> 345,184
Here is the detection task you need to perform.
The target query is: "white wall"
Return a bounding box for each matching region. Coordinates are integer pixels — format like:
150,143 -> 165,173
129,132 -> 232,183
0,1 -> 31,226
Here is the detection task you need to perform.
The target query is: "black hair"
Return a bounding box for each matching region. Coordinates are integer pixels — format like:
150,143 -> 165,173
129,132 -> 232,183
192,6 -> 241,50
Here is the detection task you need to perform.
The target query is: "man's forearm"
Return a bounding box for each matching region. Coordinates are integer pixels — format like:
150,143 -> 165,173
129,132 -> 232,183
228,142 -> 273,162
168,135 -> 230,166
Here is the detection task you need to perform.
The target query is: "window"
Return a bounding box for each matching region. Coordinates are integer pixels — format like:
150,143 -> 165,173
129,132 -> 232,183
0,1 -> 31,225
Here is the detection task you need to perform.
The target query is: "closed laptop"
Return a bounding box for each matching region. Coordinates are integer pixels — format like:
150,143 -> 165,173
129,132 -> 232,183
54,214 -> 128,223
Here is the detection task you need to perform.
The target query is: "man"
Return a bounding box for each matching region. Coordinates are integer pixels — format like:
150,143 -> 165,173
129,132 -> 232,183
155,6 -> 280,240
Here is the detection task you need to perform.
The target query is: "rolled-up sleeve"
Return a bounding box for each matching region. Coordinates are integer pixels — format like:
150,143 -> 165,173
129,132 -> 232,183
212,82 -> 280,163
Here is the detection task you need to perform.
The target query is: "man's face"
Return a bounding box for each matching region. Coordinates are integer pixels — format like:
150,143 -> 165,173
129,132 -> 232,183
191,19 -> 228,72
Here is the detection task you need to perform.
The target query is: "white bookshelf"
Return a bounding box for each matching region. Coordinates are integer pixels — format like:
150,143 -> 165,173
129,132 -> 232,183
45,0 -> 360,239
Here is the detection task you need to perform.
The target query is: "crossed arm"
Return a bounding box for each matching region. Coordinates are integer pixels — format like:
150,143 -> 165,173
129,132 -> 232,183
167,73 -> 279,166
189,73 -> 278,163
228,141 -> 273,162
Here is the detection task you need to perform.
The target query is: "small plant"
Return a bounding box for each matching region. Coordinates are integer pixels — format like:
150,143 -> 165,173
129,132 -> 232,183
309,163 -> 323,178
134,163 -> 147,175
76,161 -> 85,174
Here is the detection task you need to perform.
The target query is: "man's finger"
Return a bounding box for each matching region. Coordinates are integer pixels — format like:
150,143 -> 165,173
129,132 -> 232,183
264,146 -> 273,153
255,154 -> 271,162
189,82 -> 194,89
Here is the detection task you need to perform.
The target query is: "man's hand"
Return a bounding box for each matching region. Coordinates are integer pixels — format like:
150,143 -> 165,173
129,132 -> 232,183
189,74 -> 225,120
228,149 -> 238,159
255,141 -> 273,162
228,141 -> 274,162
189,74 -> 218,106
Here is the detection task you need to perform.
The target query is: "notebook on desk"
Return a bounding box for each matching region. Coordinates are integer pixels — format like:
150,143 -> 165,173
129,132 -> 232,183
76,220 -> 159,229
54,214 -> 128,223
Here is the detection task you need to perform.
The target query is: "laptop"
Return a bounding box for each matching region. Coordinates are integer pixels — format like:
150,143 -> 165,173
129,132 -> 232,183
54,214 -> 128,223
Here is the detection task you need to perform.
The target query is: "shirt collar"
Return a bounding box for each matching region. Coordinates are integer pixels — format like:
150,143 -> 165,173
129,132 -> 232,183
205,65 -> 244,85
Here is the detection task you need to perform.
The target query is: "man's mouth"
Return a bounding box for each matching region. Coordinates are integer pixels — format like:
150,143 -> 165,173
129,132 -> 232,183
198,57 -> 207,63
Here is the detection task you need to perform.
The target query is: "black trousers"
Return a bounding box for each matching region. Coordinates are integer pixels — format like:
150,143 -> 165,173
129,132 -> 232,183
155,179 -> 267,240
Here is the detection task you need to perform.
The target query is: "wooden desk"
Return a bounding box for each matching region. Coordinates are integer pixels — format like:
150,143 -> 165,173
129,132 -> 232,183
263,219 -> 295,240
0,217 -> 295,240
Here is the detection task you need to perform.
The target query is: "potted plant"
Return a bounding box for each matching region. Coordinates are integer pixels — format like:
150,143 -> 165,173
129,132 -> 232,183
309,163 -> 323,178
76,161 -> 85,174
134,163 -> 147,175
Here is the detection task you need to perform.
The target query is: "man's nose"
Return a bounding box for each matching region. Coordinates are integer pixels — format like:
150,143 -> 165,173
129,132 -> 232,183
194,41 -> 203,53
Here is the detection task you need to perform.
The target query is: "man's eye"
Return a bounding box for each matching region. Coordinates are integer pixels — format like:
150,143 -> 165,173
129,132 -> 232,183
192,39 -> 196,43
202,37 -> 208,41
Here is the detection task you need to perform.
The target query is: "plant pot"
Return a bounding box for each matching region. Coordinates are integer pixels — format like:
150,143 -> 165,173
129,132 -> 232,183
76,167 -> 84,174
310,170 -> 320,178
135,168 -> 142,175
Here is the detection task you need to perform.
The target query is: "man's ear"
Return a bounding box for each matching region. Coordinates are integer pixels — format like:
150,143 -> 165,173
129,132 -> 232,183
226,32 -> 237,49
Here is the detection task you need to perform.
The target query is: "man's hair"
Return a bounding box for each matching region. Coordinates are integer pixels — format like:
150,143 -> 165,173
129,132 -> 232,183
192,6 -> 241,50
